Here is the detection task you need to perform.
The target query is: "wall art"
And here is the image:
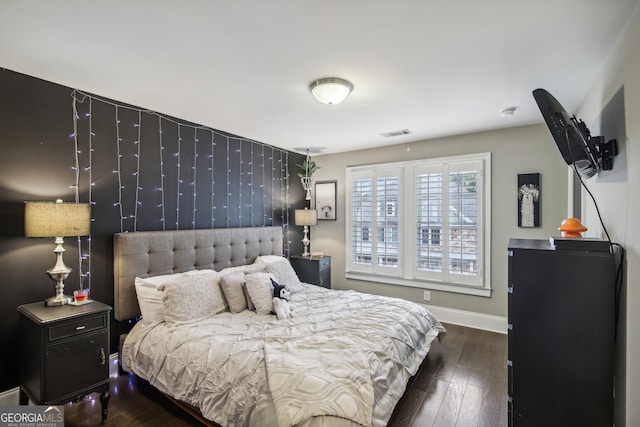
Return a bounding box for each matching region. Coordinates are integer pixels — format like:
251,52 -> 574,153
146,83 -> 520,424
518,173 -> 541,227
315,180 -> 337,220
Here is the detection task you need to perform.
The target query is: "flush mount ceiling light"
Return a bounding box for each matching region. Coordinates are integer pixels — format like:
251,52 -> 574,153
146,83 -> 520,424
309,77 -> 353,105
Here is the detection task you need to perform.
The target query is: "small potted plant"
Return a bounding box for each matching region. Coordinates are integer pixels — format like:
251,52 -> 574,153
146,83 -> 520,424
298,157 -> 320,200
297,158 -> 320,179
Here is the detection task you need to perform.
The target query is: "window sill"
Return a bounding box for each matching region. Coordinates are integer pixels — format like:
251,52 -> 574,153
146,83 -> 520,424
344,271 -> 492,297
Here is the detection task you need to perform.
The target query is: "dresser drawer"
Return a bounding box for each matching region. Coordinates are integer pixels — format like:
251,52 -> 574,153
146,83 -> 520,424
48,314 -> 108,342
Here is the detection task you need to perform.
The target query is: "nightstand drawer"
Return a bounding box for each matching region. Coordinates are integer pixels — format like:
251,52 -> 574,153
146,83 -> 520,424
48,314 -> 107,342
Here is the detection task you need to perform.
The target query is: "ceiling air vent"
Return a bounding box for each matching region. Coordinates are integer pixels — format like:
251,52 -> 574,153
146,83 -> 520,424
380,129 -> 412,138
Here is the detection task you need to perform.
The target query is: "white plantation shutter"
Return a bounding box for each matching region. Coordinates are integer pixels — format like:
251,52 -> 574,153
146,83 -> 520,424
348,168 -> 402,275
415,167 -> 444,278
351,176 -> 373,269
375,175 -> 399,269
347,153 -> 490,295
448,164 -> 481,283
415,161 -> 483,286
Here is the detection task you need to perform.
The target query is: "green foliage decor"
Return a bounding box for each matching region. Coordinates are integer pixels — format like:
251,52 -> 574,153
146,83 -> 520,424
297,159 -> 320,178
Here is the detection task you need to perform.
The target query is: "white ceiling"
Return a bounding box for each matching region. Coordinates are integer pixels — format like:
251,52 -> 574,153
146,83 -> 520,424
1,1 -> 638,155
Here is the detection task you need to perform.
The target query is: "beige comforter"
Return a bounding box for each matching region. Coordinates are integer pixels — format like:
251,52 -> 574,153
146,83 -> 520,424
122,285 -> 446,427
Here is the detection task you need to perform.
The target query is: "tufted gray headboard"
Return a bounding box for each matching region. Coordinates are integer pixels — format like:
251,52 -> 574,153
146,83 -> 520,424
113,226 -> 284,321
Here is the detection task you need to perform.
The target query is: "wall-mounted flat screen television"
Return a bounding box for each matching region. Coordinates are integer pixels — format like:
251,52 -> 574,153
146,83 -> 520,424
533,88 -> 617,179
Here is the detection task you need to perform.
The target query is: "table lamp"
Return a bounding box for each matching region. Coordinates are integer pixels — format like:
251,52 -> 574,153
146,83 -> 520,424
24,200 -> 91,306
295,208 -> 317,257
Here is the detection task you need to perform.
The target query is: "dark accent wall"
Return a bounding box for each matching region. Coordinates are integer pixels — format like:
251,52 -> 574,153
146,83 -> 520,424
0,68 -> 306,391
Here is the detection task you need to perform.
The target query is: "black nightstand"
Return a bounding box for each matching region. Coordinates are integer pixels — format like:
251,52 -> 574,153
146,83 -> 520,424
18,300 -> 112,423
290,255 -> 331,288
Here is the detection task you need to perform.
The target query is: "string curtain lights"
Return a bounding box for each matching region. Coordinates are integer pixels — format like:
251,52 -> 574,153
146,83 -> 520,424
69,90 -> 294,282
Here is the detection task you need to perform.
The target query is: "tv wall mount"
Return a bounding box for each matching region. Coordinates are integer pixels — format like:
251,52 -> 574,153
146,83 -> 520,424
533,88 -> 618,179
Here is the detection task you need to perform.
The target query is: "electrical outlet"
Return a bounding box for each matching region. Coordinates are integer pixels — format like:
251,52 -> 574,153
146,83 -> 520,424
423,290 -> 431,301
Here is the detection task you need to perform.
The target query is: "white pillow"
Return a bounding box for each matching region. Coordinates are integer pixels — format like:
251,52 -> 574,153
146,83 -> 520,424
134,270 -> 216,324
243,282 -> 255,311
135,272 -> 183,324
218,264 -> 265,311
258,257 -> 304,293
244,272 -> 276,315
161,271 -> 225,326
220,271 -> 248,313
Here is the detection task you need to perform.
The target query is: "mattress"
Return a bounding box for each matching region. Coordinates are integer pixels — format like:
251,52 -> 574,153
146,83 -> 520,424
122,284 -> 446,427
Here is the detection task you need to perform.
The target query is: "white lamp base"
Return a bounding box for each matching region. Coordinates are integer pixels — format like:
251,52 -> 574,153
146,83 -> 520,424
45,293 -> 73,307
301,225 -> 311,257
44,237 -> 72,307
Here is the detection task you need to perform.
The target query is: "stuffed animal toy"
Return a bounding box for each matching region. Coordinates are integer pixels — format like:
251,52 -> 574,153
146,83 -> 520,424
271,278 -> 295,320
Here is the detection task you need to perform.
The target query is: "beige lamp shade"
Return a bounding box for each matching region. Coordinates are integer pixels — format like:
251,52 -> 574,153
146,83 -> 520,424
25,201 -> 91,237
295,209 -> 318,226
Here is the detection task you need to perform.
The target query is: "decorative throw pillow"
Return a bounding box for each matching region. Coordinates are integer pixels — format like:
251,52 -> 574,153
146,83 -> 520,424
134,270 -> 214,324
244,272 -> 276,315
263,258 -> 304,293
220,271 -> 248,313
135,273 -> 183,324
161,271 -> 225,326
243,283 -> 255,311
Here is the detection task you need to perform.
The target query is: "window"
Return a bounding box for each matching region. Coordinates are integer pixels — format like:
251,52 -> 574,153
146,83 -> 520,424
362,226 -> 370,242
420,227 -> 441,246
431,228 -> 441,245
385,201 -> 397,216
346,153 -> 491,296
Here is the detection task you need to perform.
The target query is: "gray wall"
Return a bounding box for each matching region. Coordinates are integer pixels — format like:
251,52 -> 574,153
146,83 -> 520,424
309,123 -> 568,318
575,2 -> 640,425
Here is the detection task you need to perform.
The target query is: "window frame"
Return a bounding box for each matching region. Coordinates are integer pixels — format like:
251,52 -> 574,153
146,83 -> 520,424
345,152 -> 492,297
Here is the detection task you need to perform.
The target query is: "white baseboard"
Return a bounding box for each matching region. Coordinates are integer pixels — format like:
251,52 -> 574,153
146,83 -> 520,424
0,386 -> 19,406
0,353 -> 120,406
424,304 -> 507,334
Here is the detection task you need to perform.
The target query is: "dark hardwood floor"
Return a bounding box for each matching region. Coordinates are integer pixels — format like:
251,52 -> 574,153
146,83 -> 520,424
63,323 -> 507,427
387,324 -> 508,427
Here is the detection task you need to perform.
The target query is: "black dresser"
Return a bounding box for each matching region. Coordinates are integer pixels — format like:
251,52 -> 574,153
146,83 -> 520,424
507,238 -> 616,427
18,300 -> 112,423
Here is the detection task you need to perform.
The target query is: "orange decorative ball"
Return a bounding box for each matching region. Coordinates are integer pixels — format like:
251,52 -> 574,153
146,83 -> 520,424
558,218 -> 587,238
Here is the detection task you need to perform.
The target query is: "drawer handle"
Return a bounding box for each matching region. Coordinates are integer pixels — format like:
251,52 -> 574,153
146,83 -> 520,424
100,348 -> 106,365
75,325 -> 86,331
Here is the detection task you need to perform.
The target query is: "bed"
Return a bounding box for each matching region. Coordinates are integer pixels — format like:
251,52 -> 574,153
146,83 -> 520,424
114,226 -> 446,427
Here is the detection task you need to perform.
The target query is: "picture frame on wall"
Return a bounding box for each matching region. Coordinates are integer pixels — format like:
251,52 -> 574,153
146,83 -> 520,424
315,180 -> 337,220
518,173 -> 541,227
